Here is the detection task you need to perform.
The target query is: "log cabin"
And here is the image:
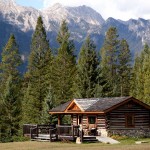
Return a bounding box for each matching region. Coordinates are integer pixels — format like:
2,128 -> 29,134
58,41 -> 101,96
49,96 -> 150,137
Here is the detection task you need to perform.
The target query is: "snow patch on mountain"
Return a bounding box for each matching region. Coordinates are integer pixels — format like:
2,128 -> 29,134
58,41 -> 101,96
0,1 -> 104,34
0,0 -> 150,51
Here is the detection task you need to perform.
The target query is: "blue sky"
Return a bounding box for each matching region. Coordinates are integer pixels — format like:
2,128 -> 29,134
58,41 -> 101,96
15,0 -> 150,21
16,0 -> 43,9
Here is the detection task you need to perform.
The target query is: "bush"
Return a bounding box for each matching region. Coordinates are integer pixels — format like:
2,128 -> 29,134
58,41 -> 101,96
12,136 -> 30,142
111,135 -> 128,140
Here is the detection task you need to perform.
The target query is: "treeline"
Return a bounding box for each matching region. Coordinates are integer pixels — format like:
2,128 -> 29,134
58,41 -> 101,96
0,16 -> 150,142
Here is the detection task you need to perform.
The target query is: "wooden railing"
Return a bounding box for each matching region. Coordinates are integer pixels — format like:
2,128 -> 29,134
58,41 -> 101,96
37,124 -> 55,135
30,126 -> 38,139
79,128 -> 83,142
23,124 -> 82,142
23,124 -> 37,137
56,125 -> 79,140
49,128 -> 57,142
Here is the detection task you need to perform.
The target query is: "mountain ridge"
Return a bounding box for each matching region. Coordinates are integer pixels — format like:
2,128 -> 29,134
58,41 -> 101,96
0,0 -> 150,70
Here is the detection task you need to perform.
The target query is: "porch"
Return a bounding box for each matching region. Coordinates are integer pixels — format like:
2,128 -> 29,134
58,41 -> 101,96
23,124 -> 98,142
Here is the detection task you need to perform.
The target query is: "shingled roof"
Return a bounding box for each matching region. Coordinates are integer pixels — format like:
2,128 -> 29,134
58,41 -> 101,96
50,101 -> 71,112
49,96 -> 150,114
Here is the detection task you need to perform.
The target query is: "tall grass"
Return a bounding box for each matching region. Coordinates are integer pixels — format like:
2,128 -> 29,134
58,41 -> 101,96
0,141 -> 150,150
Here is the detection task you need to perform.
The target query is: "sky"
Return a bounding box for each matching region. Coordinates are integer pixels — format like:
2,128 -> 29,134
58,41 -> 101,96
16,0 -> 150,21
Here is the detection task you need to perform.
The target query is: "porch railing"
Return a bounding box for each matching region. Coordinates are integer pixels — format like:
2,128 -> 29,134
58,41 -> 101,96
56,125 -> 79,140
23,124 -> 82,142
23,124 -> 37,137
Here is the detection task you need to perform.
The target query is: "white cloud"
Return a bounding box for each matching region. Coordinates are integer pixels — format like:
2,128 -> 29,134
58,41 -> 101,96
42,0 -> 150,21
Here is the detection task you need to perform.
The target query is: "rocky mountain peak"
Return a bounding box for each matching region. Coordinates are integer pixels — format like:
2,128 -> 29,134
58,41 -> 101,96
51,3 -> 63,9
0,1 -> 149,60
66,5 -> 104,26
0,0 -> 16,4
0,0 -> 18,10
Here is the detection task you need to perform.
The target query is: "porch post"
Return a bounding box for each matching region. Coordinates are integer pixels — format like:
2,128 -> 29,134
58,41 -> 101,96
58,115 -> 61,125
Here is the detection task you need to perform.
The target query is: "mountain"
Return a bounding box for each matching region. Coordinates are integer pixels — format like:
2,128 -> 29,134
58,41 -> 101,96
0,0 -> 150,70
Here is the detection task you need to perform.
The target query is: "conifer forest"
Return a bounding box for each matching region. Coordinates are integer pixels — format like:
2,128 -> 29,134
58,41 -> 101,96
0,16 -> 150,142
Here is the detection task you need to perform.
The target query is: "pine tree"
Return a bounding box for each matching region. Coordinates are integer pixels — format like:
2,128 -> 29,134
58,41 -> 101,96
41,86 -> 57,124
118,39 -> 132,96
23,16 -> 52,124
1,75 -> 22,142
74,36 -> 98,98
130,55 -> 141,98
0,92 -> 5,142
100,27 -> 119,97
52,20 -> 76,104
0,34 -> 22,142
0,34 -> 21,86
131,44 -> 150,104
143,46 -> 150,104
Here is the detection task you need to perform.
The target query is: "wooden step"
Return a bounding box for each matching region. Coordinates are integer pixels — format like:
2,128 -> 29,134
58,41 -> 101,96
31,138 -> 50,142
31,135 -> 57,142
83,136 -> 98,142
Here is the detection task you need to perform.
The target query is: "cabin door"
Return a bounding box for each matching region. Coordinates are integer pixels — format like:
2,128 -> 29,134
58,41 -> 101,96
78,115 -> 82,125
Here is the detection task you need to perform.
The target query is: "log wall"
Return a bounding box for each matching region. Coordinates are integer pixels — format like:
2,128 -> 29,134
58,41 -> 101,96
72,114 -> 77,125
107,101 -> 150,137
97,115 -> 107,129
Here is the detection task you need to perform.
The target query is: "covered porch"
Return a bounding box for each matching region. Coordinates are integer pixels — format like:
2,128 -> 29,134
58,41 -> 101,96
48,99 -> 107,137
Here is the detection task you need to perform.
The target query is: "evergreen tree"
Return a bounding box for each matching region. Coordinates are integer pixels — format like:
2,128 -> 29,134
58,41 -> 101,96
130,55 -> 144,99
1,75 -> 21,142
23,16 -> 52,124
0,93 -> 5,142
0,34 -> 22,142
100,27 -> 119,97
131,44 -> 150,104
143,46 -> 150,104
0,34 -> 21,85
118,39 -> 132,96
52,20 -> 76,104
41,86 -> 57,124
74,36 -> 98,98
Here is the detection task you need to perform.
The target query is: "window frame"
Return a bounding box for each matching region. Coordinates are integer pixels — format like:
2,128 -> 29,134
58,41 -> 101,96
88,116 -> 96,124
125,113 -> 135,128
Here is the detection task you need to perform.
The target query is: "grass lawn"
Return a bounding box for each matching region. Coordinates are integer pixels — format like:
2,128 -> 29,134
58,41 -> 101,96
1,139 -> 150,150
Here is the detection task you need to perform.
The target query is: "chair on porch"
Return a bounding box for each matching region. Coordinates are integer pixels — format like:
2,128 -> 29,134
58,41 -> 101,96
88,124 -> 97,136
83,124 -> 97,136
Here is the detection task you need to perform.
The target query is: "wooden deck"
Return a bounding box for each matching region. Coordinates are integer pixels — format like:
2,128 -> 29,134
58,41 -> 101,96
31,134 -> 98,142
23,124 -> 98,142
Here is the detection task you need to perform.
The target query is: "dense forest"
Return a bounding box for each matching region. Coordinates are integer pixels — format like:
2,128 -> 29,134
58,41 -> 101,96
0,16 -> 150,142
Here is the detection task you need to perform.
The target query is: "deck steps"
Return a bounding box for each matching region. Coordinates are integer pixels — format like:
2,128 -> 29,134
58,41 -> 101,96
32,134 -> 57,142
31,138 -> 50,142
83,136 -> 99,142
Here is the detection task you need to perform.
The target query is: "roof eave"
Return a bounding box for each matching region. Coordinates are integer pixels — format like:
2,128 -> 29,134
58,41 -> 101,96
49,111 -> 105,115
104,96 -> 150,113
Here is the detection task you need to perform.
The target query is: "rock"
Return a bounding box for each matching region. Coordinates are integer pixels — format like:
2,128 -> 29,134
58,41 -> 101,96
76,137 -> 82,144
135,141 -> 148,144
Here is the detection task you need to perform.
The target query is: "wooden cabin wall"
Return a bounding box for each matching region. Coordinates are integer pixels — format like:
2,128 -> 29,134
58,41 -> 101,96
72,114 -> 77,125
107,101 -> 150,137
72,114 -> 107,128
97,115 -> 107,129
82,115 -> 87,128
96,115 -> 108,136
81,114 -> 107,129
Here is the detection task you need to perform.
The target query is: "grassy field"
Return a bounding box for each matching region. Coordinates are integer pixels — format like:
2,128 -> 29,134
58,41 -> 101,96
1,140 -> 150,150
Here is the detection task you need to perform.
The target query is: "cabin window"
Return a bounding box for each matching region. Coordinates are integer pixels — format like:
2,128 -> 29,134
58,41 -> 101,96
125,114 -> 134,127
88,116 -> 96,124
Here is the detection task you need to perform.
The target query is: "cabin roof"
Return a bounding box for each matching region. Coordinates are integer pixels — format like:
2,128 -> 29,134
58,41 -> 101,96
50,101 -> 71,112
49,96 -> 150,114
74,98 -> 99,111
84,97 -> 130,111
